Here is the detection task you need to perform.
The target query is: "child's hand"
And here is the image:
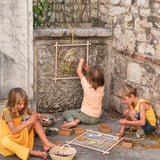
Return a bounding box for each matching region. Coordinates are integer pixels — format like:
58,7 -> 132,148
28,115 -> 39,124
115,132 -> 121,137
120,119 -> 127,125
33,113 -> 42,120
36,113 -> 42,120
84,64 -> 90,72
79,58 -> 85,63
115,132 -> 123,137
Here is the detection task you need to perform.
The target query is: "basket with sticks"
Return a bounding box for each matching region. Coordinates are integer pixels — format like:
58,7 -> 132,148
49,144 -> 77,160
41,114 -> 55,127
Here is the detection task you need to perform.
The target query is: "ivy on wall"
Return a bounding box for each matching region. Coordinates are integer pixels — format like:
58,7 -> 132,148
33,0 -> 52,27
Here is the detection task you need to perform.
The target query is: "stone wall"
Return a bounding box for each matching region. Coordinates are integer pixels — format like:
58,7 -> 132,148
103,0 -> 160,133
33,28 -> 112,113
0,0 -> 33,103
1,0 -> 160,132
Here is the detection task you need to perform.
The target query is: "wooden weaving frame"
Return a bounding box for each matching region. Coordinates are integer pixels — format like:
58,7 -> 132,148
53,41 -> 91,82
66,129 -> 122,155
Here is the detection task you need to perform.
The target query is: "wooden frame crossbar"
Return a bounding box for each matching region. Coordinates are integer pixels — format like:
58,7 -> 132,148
66,129 -> 122,155
53,41 -> 91,82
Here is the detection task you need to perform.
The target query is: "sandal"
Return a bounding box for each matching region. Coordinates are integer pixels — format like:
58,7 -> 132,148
45,128 -> 58,136
124,127 -> 136,133
132,130 -> 146,140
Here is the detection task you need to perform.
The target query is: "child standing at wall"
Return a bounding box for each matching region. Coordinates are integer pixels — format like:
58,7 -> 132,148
115,84 -> 156,139
62,58 -> 105,128
0,88 -> 60,160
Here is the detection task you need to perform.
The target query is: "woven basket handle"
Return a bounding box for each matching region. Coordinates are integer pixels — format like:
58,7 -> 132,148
62,144 -> 71,148
57,144 -> 70,157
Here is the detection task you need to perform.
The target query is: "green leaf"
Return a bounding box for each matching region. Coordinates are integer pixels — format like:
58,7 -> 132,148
39,1 -> 44,9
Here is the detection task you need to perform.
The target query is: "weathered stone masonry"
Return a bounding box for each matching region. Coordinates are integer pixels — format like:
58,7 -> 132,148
107,0 -> 160,133
1,0 -> 160,133
33,28 -> 112,113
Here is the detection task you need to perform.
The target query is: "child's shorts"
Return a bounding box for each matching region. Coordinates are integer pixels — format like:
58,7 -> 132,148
136,112 -> 155,133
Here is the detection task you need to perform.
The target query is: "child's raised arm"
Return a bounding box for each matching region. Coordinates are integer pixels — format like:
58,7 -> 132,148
84,64 -> 90,72
77,58 -> 85,80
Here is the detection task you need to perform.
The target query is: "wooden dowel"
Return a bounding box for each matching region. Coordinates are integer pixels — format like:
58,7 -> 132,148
53,43 -> 91,47
106,139 -> 122,154
87,41 -> 89,64
71,142 -> 110,154
55,42 -> 58,82
51,77 -> 79,80
86,129 -> 116,138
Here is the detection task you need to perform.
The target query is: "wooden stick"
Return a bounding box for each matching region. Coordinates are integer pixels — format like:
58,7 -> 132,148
53,43 -> 91,47
86,129 -> 117,138
105,139 -> 122,154
70,142 -> 110,154
58,47 -> 63,59
55,42 -> 58,82
51,77 -> 79,80
64,48 -> 76,60
87,41 -> 89,64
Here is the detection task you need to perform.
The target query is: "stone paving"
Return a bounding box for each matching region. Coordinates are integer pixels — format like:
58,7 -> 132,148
0,112 -> 160,160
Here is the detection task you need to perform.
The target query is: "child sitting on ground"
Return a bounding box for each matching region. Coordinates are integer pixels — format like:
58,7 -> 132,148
115,84 -> 156,139
62,58 -> 105,128
0,88 -> 61,160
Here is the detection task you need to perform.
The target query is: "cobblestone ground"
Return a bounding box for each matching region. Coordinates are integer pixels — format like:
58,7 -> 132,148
0,112 -> 160,160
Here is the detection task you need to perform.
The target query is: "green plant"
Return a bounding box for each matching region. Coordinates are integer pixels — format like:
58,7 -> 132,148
33,0 -> 52,27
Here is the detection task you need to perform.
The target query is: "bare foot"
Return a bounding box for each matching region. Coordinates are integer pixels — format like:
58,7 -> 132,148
43,142 -> 61,151
63,121 -> 68,124
29,150 -> 47,160
61,121 -> 78,128
74,119 -> 80,124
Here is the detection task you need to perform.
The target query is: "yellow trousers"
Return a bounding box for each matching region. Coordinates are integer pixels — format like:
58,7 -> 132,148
1,137 -> 29,160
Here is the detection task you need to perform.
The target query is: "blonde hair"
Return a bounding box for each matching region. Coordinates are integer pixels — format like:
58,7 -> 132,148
85,66 -> 105,90
6,88 -> 28,117
118,84 -> 137,98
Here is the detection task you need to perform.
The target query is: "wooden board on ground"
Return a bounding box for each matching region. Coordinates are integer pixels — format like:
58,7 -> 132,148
66,129 -> 122,155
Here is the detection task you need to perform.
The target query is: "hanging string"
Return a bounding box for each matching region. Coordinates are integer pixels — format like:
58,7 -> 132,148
67,22 -> 74,44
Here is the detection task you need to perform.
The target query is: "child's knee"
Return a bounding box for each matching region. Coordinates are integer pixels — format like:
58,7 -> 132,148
63,110 -> 69,117
124,108 -> 130,116
1,137 -> 10,148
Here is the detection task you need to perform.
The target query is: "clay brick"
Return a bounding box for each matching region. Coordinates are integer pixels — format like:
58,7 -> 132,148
98,124 -> 111,133
58,128 -> 72,136
122,137 -> 133,148
122,51 -> 131,57
144,57 -> 152,62
131,53 -> 144,61
153,59 -> 160,66
116,50 -> 131,57
73,128 -> 85,135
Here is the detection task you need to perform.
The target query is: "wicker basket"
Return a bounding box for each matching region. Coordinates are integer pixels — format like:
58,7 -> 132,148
41,114 -> 55,127
49,145 -> 77,160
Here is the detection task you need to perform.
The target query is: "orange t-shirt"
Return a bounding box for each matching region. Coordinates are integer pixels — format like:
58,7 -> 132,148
80,77 -> 104,118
